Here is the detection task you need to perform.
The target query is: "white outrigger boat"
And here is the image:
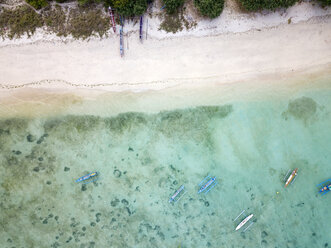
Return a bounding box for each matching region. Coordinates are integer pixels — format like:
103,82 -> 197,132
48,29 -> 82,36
284,168 -> 298,187
234,210 -> 254,232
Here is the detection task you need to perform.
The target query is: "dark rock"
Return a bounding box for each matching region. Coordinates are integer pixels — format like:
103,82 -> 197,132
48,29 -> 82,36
55,216 -> 59,221
96,213 -> 101,222
126,207 -> 132,216
66,236 -> 72,243
27,134 -> 36,142
90,222 -> 96,227
121,199 -> 129,205
82,227 -> 86,231
88,241 -> 95,248
38,157 -> 44,161
64,167 -> 70,172
128,147 -> 134,151
173,180 -> 178,185
15,150 -> 22,155
81,185 -> 87,191
204,201 -> 209,207
49,214 -> 54,218
110,198 -> 119,207
113,169 -> 121,178
261,231 -> 268,238
46,181 -> 52,185
261,240 -> 267,246
325,243 -> 328,247
33,167 -> 40,172
110,218 -> 116,224
42,219 -> 48,224
36,133 -> 48,144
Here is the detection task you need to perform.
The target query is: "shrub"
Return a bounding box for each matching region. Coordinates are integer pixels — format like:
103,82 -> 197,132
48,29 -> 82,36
318,0 -> 331,6
162,0 -> 185,14
237,0 -> 298,11
106,0 -> 150,17
26,0 -> 48,9
42,5 -> 67,36
194,0 -> 224,18
0,6 -> 43,39
67,9 -> 110,39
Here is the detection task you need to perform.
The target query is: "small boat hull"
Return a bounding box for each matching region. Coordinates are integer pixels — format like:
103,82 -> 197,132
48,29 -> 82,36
169,185 -> 187,203
285,168 -> 298,187
317,178 -> 331,195
198,176 -> 217,194
76,172 -> 99,184
236,214 -> 253,231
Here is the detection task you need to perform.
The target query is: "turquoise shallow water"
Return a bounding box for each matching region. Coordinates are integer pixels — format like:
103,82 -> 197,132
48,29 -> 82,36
0,81 -> 331,248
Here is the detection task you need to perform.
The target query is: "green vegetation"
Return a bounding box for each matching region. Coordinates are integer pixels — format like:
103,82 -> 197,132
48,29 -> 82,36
237,0 -> 298,11
0,5 -> 110,39
67,8 -> 110,39
106,0 -> 150,17
26,0 -> 48,9
162,0 -> 185,14
159,13 -> 183,33
0,6 -> 43,39
159,8 -> 196,33
318,0 -> 331,6
42,5 -> 67,36
194,0 -> 224,18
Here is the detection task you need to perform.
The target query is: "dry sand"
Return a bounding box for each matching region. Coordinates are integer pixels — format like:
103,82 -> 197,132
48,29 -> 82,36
0,2 -> 331,115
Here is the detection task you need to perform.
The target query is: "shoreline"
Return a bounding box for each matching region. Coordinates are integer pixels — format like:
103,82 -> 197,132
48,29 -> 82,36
0,4 -> 331,117
0,66 -> 330,118
1,17 -> 331,88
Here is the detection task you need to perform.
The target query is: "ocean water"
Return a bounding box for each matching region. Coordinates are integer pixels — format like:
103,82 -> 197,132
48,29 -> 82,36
0,79 -> 331,248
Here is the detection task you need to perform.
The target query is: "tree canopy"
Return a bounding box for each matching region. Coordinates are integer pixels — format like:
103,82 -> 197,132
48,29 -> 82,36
237,0 -> 298,11
318,0 -> 331,5
105,0 -> 149,17
194,0 -> 224,19
162,0 -> 185,14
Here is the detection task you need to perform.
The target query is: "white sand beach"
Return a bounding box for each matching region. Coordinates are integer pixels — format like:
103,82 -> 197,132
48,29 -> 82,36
0,1 -> 331,115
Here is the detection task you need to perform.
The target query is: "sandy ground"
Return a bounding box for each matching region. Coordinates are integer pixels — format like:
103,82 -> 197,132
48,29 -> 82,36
0,1 -> 330,99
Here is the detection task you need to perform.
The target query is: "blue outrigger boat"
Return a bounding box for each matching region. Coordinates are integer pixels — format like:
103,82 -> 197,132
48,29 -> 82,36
317,178 -> 331,195
169,185 -> 187,203
120,16 -> 124,57
139,16 -> 143,41
76,172 -> 99,184
198,175 -> 217,194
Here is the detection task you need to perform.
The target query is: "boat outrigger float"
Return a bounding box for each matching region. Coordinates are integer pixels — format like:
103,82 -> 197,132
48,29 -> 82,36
108,7 -> 116,33
76,172 -> 99,184
198,175 -> 217,194
317,178 -> 331,195
139,16 -> 143,41
169,185 -> 187,203
284,168 -> 298,187
234,210 -> 254,232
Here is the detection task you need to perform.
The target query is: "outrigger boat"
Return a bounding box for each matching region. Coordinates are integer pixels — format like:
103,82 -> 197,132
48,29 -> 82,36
198,175 -> 217,194
139,16 -> 143,41
108,7 -> 116,33
234,210 -> 254,232
317,178 -> 331,195
284,168 -> 298,187
120,16 -> 124,57
76,172 -> 99,184
169,185 -> 187,203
